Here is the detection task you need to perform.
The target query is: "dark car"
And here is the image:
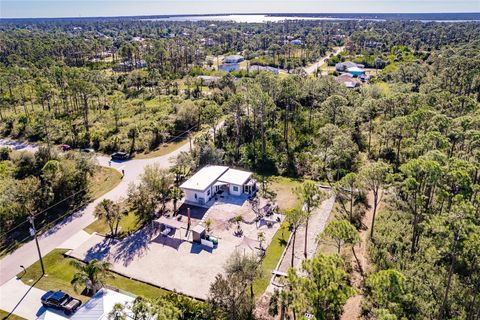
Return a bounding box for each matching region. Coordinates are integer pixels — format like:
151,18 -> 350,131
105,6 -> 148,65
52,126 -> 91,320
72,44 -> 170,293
41,290 -> 81,315
111,151 -> 129,160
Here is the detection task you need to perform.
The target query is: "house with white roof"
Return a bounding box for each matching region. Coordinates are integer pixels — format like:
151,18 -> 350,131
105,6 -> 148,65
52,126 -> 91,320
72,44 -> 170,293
180,166 -> 256,206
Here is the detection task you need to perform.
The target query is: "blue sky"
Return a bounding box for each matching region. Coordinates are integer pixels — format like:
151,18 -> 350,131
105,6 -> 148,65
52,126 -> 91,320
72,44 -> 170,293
1,0 -> 479,18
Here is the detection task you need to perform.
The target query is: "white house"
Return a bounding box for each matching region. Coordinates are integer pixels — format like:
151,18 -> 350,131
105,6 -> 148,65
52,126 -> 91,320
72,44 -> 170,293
180,166 -> 256,205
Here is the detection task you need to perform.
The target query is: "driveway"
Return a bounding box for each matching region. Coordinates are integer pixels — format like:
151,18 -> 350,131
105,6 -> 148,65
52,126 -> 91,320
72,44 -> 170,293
0,277 -> 46,320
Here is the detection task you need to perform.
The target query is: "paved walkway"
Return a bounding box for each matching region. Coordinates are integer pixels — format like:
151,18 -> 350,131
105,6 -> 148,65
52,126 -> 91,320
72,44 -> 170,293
0,277 -> 46,319
266,192 -> 336,294
276,194 -> 336,274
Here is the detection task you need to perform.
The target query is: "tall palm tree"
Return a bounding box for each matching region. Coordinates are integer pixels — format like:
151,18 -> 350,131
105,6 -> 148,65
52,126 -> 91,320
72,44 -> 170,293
170,186 -> 183,214
70,259 -> 112,295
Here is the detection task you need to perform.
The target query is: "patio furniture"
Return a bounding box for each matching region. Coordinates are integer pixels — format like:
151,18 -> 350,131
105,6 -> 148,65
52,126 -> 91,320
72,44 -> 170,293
207,235 -> 218,245
161,227 -> 172,236
200,238 -> 214,248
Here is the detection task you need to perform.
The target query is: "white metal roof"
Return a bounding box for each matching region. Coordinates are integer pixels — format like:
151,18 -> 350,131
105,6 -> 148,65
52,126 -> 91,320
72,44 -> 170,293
218,168 -> 252,186
180,165 -> 229,191
40,289 -> 135,320
74,289 -> 134,320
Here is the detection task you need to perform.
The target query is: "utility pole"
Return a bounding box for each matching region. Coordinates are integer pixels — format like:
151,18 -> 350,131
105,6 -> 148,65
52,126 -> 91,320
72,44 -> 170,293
188,132 -> 192,153
28,215 -> 45,275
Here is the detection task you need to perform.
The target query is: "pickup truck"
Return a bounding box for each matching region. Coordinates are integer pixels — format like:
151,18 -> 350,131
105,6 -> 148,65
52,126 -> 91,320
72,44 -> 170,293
41,290 -> 81,315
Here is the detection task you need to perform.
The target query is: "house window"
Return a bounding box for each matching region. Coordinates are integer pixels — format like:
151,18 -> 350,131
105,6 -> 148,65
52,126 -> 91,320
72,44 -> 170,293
194,193 -> 197,199
207,190 -> 211,196
233,186 -> 239,192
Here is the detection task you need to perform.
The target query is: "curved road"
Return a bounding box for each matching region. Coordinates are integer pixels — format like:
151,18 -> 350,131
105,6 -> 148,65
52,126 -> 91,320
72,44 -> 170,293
303,46 -> 345,75
0,140 -> 192,285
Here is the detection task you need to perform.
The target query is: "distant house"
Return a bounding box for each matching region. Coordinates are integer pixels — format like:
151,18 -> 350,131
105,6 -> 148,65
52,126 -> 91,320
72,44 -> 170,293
198,75 -> 221,86
336,73 -> 362,88
249,65 -> 280,74
291,39 -> 303,45
335,61 -> 364,72
180,166 -> 256,206
114,59 -> 147,71
223,55 -> 244,64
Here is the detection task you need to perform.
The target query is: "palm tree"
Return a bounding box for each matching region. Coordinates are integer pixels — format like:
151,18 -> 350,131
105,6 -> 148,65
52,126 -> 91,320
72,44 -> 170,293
94,199 -> 125,237
107,303 -> 127,320
70,259 -> 112,295
257,232 -> 266,250
170,186 -> 183,214
205,218 -> 213,235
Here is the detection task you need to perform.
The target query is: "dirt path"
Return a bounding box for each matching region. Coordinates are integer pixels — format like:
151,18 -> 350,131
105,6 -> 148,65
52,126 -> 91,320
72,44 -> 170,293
341,191 -> 383,320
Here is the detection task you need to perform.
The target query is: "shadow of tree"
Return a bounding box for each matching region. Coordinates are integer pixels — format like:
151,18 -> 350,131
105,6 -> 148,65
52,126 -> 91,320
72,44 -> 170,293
111,222 -> 160,267
151,233 -> 184,250
85,237 -> 116,262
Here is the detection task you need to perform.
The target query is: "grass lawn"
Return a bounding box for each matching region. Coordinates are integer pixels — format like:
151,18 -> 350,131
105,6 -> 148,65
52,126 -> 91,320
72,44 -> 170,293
89,166 -> 123,199
0,310 -> 26,320
18,249 -> 168,302
134,137 -> 189,159
267,176 -> 304,211
253,222 -> 291,296
84,211 -> 140,237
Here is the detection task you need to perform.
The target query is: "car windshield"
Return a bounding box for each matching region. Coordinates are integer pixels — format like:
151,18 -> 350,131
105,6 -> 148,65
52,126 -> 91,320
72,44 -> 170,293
58,295 -> 69,304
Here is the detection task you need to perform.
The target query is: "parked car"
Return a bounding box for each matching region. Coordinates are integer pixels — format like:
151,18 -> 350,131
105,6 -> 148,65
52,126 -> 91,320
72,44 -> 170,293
111,151 -> 129,160
58,144 -> 71,151
80,148 -> 95,153
41,290 -> 81,315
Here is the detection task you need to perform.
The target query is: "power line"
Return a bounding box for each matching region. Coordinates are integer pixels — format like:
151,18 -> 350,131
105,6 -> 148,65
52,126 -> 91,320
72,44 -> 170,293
0,123 -> 201,238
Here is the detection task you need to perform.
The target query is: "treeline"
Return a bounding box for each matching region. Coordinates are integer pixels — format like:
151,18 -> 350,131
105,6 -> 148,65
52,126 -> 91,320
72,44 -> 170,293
0,147 -> 95,251
192,41 -> 480,318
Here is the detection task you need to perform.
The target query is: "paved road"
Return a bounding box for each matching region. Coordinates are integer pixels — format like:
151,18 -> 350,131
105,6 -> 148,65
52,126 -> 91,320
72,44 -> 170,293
0,141 -> 192,286
303,46 -> 345,75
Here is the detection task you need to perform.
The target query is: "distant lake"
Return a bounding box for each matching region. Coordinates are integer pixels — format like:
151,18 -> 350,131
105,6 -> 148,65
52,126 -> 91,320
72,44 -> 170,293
142,14 -> 479,23
143,14 -> 386,23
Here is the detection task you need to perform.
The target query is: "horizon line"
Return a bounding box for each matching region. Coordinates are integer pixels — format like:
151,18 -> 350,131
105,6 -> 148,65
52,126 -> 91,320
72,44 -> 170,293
1,11 -> 480,20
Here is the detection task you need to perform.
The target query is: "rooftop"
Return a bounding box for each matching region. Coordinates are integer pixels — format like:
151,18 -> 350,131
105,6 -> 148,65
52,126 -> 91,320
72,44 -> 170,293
347,66 -> 365,72
224,55 -> 244,63
218,168 -> 252,186
40,289 -> 135,320
180,165 -> 229,191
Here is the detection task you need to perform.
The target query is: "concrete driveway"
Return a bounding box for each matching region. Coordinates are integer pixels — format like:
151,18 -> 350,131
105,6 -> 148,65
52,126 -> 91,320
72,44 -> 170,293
0,277 -> 46,319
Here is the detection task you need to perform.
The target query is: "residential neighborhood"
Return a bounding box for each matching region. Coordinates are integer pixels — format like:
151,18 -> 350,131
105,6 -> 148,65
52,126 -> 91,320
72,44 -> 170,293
1,7 -> 479,320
